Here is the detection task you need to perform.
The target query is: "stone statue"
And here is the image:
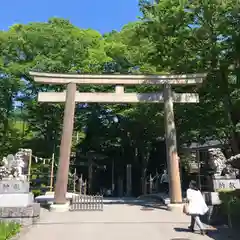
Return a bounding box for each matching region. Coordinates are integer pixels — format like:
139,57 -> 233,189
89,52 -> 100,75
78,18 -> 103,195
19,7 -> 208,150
208,148 -> 227,176
0,156 -> 11,177
0,151 -> 27,180
2,157 -> 8,168
6,154 -> 15,168
14,151 -> 26,180
16,158 -> 25,177
208,148 -> 237,178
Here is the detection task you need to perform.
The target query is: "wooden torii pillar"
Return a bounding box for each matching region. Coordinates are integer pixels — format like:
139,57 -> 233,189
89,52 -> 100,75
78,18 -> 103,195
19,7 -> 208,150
29,72 -> 206,211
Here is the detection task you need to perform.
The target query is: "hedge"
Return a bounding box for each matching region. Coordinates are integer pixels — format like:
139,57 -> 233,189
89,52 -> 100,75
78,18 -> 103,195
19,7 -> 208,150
218,189 -> 240,228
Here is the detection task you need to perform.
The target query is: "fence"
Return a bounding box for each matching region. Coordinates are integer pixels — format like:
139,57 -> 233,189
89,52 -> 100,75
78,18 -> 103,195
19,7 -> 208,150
70,194 -> 103,211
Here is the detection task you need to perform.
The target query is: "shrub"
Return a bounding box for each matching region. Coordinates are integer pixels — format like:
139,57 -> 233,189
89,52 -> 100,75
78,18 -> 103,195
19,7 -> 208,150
31,189 -> 41,197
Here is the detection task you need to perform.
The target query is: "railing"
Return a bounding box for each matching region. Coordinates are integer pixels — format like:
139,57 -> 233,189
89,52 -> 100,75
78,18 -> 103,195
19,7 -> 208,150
70,195 -> 103,211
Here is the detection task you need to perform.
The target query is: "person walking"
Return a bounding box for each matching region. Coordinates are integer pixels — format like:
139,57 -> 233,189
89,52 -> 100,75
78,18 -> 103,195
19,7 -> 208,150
160,169 -> 169,194
186,180 -> 209,235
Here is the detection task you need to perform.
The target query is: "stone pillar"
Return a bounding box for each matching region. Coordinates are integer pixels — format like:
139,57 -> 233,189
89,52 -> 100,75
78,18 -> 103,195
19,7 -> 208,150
163,84 -> 182,203
126,164 -> 132,197
149,174 -> 153,194
54,83 -> 76,206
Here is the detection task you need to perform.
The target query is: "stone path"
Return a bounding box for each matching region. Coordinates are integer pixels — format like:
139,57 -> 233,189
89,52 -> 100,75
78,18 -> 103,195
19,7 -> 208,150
19,203 -> 232,240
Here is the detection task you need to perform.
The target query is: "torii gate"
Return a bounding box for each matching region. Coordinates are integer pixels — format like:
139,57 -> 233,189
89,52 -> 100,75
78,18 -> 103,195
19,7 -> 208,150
29,71 -> 206,211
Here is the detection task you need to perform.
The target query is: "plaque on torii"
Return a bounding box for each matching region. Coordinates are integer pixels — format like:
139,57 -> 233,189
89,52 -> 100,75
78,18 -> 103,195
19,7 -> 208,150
29,71 -> 206,207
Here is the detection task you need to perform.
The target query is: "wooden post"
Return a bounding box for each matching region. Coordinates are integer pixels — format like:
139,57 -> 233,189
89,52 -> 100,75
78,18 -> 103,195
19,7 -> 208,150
79,174 -> 83,195
73,168 -> 76,193
27,149 -> 32,181
50,153 -> 55,192
163,84 -> 182,203
54,82 -> 76,204
84,179 -> 87,195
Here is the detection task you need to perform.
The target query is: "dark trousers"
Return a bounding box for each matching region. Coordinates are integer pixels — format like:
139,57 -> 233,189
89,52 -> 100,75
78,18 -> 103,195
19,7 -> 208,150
162,182 -> 169,194
190,214 -> 204,230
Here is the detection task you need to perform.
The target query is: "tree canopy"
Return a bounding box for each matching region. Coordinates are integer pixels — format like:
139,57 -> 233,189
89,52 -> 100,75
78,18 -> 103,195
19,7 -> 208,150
0,0 -> 240,194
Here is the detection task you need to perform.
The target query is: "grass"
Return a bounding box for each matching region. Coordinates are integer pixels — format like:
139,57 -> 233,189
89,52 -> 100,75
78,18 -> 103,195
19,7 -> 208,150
0,222 -> 21,240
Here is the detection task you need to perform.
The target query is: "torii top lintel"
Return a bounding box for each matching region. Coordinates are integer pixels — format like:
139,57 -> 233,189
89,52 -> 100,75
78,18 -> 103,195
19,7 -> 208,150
29,71 -> 206,85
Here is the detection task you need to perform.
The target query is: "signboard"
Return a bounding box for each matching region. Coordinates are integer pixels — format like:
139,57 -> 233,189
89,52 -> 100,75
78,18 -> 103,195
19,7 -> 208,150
213,178 -> 240,191
0,180 -> 29,194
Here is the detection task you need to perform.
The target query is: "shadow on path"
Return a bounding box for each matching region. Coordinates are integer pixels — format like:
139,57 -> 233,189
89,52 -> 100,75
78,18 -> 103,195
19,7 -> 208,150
103,197 -> 169,211
174,227 -> 238,240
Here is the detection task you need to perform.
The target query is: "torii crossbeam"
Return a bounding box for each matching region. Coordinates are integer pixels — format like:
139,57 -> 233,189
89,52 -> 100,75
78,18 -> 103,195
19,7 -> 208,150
29,71 -> 206,211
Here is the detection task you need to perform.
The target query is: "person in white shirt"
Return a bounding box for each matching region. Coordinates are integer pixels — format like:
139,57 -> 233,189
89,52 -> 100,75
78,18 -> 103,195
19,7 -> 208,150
160,169 -> 169,194
186,180 -> 209,235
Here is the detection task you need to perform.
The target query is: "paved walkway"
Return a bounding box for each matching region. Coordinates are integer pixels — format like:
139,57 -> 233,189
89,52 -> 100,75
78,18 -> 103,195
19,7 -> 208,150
19,203 -> 232,240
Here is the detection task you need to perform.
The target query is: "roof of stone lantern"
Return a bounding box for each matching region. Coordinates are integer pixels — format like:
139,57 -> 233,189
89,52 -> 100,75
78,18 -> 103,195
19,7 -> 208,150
182,140 -> 222,150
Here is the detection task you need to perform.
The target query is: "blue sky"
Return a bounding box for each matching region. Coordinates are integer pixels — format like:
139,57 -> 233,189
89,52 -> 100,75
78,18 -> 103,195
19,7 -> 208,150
0,0 -> 140,33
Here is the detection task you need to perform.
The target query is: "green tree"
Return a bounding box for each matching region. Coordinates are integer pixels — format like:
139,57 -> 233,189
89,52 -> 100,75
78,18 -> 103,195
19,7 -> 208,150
1,18 -> 111,156
137,0 -> 240,153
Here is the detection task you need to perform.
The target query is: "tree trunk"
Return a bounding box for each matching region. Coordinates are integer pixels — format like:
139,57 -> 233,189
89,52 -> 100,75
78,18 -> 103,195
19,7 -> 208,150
141,167 -> 147,195
220,67 -> 240,154
141,150 -> 150,195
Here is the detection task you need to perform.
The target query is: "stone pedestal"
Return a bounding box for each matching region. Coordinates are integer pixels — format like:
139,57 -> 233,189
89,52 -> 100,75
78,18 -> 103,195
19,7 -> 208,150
0,204 -> 40,226
0,180 -> 30,193
212,177 -> 240,191
203,192 -> 221,205
50,202 -> 70,212
0,193 -> 34,207
167,203 -> 184,212
0,180 -> 40,226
